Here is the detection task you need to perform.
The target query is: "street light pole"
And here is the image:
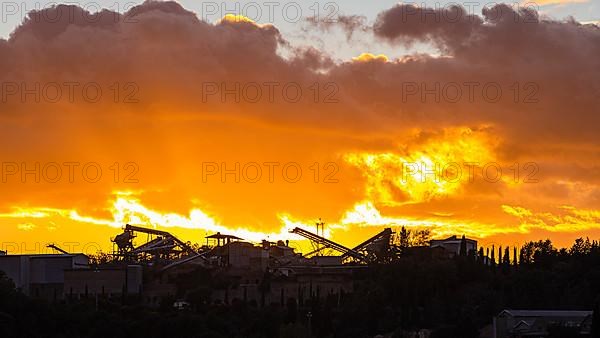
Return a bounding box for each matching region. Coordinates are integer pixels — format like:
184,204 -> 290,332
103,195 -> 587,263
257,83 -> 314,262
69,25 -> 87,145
307,311 -> 313,338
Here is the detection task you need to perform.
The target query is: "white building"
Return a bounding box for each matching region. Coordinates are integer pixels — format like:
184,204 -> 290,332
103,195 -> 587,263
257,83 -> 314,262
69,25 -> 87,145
493,309 -> 593,337
429,235 -> 477,257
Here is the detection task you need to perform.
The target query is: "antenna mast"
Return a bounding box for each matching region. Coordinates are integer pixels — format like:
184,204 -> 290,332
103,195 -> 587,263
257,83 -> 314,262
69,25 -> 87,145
316,218 -> 325,256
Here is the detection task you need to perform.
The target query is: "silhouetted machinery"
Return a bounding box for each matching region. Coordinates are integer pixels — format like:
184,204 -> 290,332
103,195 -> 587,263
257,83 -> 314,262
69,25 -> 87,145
290,226 -> 394,264
46,243 -> 70,254
343,228 -> 394,263
112,224 -> 197,262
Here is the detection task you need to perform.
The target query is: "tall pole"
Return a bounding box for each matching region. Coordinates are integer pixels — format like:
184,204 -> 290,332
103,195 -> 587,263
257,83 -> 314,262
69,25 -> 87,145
316,218 -> 325,256
307,311 -> 313,338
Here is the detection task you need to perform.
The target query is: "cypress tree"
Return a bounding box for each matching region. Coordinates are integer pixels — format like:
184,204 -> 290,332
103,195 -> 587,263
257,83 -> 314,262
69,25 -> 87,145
498,246 -> 503,264
460,235 -> 467,257
503,246 -> 510,265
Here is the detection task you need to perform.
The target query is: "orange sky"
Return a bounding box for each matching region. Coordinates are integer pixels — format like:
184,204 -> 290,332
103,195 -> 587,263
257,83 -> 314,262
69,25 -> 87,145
1,2 -> 599,254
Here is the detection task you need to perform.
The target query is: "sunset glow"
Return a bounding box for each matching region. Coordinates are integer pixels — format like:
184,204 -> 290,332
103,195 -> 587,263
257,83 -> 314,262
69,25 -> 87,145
1,0 -> 599,255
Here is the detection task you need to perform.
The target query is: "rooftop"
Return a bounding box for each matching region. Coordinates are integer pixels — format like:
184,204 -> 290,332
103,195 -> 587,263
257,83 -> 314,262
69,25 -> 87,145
499,309 -> 593,318
205,232 -> 242,240
431,235 -> 477,243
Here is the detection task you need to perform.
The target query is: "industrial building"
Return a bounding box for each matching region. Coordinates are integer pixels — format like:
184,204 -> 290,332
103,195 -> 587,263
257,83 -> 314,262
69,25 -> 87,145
64,265 -> 143,299
0,253 -> 88,299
